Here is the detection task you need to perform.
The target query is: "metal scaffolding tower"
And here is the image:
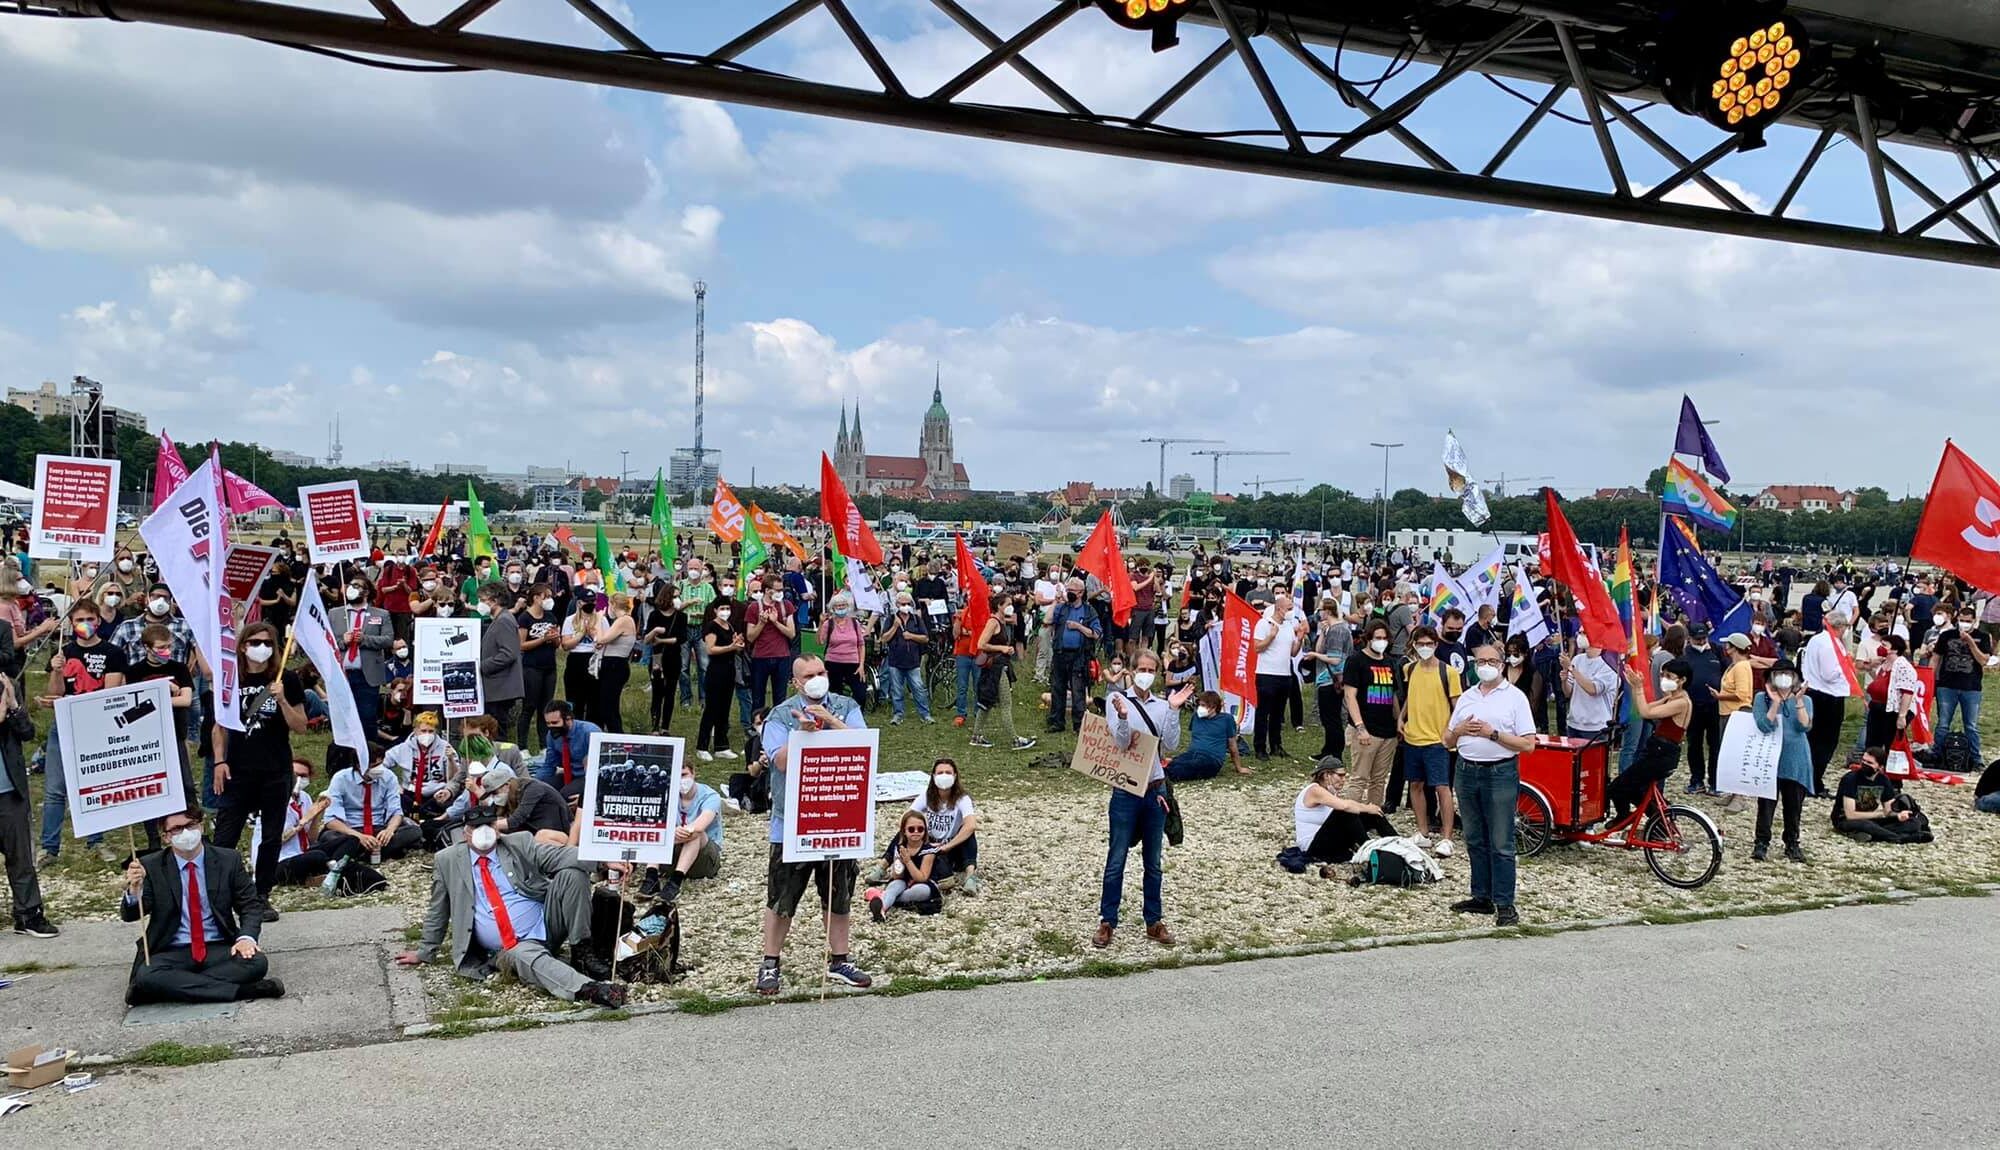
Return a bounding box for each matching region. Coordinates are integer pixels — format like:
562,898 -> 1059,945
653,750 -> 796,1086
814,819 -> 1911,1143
69,375 -> 105,459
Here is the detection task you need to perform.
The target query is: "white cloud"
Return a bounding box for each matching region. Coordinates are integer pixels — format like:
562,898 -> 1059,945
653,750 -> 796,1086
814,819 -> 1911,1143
0,197 -> 174,255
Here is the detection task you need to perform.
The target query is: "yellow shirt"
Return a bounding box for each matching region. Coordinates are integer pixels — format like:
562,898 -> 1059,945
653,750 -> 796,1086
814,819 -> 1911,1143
1718,659 -> 1755,715
1402,659 -> 1463,746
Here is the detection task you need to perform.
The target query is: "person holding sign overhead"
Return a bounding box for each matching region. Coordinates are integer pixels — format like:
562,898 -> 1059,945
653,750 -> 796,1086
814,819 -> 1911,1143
121,806 -> 283,1005
1094,649 -> 1193,950
755,655 -> 871,996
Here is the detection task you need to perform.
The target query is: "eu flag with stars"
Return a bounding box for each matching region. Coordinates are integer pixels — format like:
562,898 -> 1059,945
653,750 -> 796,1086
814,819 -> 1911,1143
1657,517 -> 1752,639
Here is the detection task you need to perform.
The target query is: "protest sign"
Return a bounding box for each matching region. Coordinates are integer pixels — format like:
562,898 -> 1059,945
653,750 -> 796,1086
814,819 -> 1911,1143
1715,710 -> 1781,800
783,727 -> 880,863
298,480 -> 369,564
221,543 -> 281,608
1067,711 -> 1157,797
997,532 -> 1033,561
576,733 -> 684,865
29,454 -> 121,562
413,616 -> 483,717
55,678 -> 185,838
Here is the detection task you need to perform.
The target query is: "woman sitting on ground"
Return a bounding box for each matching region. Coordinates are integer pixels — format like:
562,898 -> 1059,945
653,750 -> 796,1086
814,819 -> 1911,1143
1611,657 -> 1694,830
867,811 -> 950,920
1295,758 -> 1395,878
910,758 -> 983,894
1166,690 -> 1247,781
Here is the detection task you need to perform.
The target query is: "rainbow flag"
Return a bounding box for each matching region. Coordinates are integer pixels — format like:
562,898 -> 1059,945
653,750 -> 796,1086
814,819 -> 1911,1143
1611,525 -> 1634,640
1425,562 -> 1468,621
1662,458 -> 1737,531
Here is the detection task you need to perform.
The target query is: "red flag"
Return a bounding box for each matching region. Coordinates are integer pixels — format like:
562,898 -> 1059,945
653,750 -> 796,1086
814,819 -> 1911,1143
1911,440 -> 2000,594
1825,627 -> 1864,696
153,431 -> 191,511
953,533 -> 990,656
820,453 -> 885,566
1541,489 -> 1625,653
1073,511 -> 1137,626
418,498 -> 450,557
1219,590 -> 1257,700
550,523 -> 577,555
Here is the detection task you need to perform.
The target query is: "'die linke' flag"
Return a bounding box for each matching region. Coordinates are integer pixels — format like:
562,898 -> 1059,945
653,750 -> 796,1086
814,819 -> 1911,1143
1911,440 -> 2000,594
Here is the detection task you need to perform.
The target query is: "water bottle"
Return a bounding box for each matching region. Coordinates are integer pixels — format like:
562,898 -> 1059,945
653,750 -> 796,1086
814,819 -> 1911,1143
321,857 -> 348,895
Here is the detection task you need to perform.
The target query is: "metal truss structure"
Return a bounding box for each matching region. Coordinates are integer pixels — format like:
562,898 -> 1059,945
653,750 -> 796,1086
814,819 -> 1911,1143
12,0 -> 2000,268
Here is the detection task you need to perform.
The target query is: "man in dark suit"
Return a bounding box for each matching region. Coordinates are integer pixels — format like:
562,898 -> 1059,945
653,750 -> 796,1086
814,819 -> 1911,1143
120,806 -> 285,1005
331,574 -> 396,750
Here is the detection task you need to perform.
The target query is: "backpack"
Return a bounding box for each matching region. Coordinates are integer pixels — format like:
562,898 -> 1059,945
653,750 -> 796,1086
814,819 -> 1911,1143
1936,730 -> 1977,774
1346,835 -> 1443,887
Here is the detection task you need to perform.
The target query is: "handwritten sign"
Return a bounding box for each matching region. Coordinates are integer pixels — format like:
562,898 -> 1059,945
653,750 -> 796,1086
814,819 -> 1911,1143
783,727 -> 879,862
29,454 -> 121,562
1068,711 -> 1157,796
1715,710 -> 1780,800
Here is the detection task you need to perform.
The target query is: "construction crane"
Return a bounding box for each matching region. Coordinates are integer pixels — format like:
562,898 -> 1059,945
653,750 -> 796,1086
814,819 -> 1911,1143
1189,449 -> 1288,494
1489,473 -> 1556,498
1248,476 -> 1304,499
1139,437 -> 1223,495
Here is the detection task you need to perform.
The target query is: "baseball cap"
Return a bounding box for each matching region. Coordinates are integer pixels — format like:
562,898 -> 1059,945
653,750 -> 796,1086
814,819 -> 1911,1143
1723,633 -> 1751,650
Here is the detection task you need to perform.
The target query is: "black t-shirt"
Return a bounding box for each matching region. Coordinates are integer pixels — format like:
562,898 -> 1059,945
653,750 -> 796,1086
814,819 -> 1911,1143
128,657 -> 195,741
1342,652 -> 1402,738
1835,768 -> 1901,821
1934,629 -> 1991,693
60,640 -> 128,697
261,573 -> 298,626
227,669 -> 306,775
702,620 -> 738,682
520,613 -> 561,671
512,778 -> 572,836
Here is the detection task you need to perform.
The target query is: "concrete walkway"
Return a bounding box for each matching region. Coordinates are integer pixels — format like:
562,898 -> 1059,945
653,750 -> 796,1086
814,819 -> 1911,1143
8,895 -> 1998,1147
0,906 -> 424,1062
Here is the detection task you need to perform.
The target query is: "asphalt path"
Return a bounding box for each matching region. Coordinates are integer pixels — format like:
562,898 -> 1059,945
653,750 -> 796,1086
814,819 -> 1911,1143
17,896 -> 1999,1148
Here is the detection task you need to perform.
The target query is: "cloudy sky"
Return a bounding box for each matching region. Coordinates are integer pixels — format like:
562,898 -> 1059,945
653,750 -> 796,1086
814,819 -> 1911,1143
3,0 -> 1995,500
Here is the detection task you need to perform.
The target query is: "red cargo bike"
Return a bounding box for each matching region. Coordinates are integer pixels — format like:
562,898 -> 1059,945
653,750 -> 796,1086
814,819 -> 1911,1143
1513,735 -> 1723,889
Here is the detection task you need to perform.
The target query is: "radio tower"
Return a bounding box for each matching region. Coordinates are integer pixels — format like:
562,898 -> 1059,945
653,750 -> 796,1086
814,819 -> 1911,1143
327,413 -> 344,468
670,280 -> 720,496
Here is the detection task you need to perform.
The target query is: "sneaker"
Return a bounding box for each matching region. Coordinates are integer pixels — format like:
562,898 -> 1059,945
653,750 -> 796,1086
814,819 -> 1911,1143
867,893 -> 885,923
968,735 -> 994,748
826,959 -> 873,988
960,871 -> 984,896
34,851 -> 58,869
1411,834 -> 1434,850
696,750 -> 714,763
1684,782 -> 1703,794
717,750 -> 738,760
1751,842 -> 1769,862
755,962 -> 782,996
1012,737 -> 1037,751
921,716 -> 936,725
1784,843 -> 1807,863
1494,905 -> 1520,928
94,842 -> 121,865
1450,897 -> 1495,914
578,981 -> 629,1009
1434,839 -> 1455,858
637,869 -> 662,899
1603,832 -> 1627,847
13,914 -> 59,939
659,877 -> 683,905
890,716 -> 903,726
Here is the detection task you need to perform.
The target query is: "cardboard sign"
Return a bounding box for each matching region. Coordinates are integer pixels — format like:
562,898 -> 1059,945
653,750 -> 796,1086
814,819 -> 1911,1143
221,543 -> 281,605
782,727 -> 879,862
1068,711 -> 1157,796
298,480 -> 369,564
412,616 -> 483,717
1715,710 -> 1781,801
54,678 -> 186,838
997,532 -> 1033,561
29,454 -> 121,562
576,733 -> 685,865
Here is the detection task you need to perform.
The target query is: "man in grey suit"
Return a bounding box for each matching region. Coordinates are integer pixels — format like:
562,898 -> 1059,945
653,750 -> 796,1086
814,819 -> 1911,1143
475,584 -> 524,733
333,573 -> 396,743
396,823 -> 626,1008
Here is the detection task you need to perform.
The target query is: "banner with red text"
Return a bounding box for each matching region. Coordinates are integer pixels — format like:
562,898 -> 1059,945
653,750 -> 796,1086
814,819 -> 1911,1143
29,454 -> 121,562
298,480 -> 369,564
782,727 -> 880,863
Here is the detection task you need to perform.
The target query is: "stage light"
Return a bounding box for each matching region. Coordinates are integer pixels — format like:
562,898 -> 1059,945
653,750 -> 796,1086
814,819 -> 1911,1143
1661,5 -> 1814,135
1096,0 -> 1194,50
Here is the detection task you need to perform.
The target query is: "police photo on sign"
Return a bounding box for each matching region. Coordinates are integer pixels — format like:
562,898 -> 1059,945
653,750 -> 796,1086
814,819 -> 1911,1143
576,733 -> 684,866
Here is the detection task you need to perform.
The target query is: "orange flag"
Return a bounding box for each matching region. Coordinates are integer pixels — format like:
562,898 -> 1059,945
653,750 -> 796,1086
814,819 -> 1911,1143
1073,510 -> 1137,626
749,504 -> 805,561
708,477 -> 745,542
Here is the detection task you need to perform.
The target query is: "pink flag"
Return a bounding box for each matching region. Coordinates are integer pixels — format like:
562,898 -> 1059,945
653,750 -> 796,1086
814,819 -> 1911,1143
152,431 -> 192,511
221,469 -> 287,516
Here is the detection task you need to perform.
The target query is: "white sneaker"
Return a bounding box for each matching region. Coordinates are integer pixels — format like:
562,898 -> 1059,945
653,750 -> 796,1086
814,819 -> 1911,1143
1603,831 -> 1627,847
1434,839 -> 1455,858
697,750 -> 714,763
1411,834 -> 1434,850
717,749 -> 739,760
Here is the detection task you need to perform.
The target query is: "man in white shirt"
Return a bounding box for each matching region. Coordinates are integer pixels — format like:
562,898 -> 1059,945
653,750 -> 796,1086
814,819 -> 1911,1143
1443,644 -> 1539,928
1032,571 -> 1063,683
1802,611 -> 1854,793
1561,637 -> 1620,740
1250,590 -> 1304,760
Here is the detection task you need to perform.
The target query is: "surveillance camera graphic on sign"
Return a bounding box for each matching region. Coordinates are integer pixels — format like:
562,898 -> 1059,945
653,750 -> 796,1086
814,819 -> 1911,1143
1963,498 -> 2000,553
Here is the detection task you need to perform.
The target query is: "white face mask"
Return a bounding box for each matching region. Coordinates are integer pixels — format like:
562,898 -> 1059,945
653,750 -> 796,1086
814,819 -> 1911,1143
1132,671 -> 1156,692
1196,706 -> 1215,719
148,596 -> 171,616
244,643 -> 274,663
1660,677 -> 1682,694
721,585 -> 736,597
1933,614 -> 1947,627
344,587 -> 363,603
1507,654 -> 1524,666
438,604 -> 455,617
802,674 -> 830,700
1414,645 -> 1436,662
1771,674 -> 1796,692
932,773 -> 956,791
1959,621 -> 1974,632
392,647 -> 408,660
897,603 -> 913,614
715,608 -> 731,624
469,825 -> 499,853
1369,639 -> 1389,655
1475,664 -> 1502,683
539,597 -> 556,612
294,776 -> 311,794
1752,623 -> 1766,635
421,580 -> 439,592
170,827 -> 202,854
415,730 -> 436,748
117,559 -> 135,574
103,593 -> 122,607
678,774 -> 695,796
508,574 -> 523,586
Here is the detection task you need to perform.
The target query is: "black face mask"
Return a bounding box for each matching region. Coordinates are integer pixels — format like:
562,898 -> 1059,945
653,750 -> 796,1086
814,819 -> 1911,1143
1443,629 -> 1462,642
547,724 -> 566,738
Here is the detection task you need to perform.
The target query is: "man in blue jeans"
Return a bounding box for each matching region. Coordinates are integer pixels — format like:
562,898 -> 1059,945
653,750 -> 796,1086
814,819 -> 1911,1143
1932,606 -> 1990,767
1442,644 -> 1539,928
1046,578 -> 1100,734
1093,653 -> 1190,949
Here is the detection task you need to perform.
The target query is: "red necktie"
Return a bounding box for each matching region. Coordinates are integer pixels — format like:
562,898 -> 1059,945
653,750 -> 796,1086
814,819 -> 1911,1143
414,749 -> 431,793
476,856 -> 518,950
362,779 -> 376,836
184,862 -> 207,963
345,610 -> 363,665
560,739 -> 573,786
291,798 -> 310,850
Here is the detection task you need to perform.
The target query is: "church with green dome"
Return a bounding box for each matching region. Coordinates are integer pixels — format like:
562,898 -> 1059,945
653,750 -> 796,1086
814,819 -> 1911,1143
832,368 -> 971,498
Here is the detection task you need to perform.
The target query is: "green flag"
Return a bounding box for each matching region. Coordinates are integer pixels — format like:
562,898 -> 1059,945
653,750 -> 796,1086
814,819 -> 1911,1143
828,534 -> 847,590
651,468 -> 676,568
739,513 -> 769,587
594,522 -> 625,593
466,481 -> 494,561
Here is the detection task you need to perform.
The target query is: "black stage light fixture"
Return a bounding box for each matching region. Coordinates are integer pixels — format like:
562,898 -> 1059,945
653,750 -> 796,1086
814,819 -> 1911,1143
1095,0 -> 1196,51
1662,3 -> 1813,135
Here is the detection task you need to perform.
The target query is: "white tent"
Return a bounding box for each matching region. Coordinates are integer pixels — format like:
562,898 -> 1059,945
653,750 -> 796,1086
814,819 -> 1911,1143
0,478 -> 32,503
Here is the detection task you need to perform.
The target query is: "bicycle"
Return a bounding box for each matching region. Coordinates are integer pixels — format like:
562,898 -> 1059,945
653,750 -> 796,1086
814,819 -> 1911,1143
1514,737 -> 1724,889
